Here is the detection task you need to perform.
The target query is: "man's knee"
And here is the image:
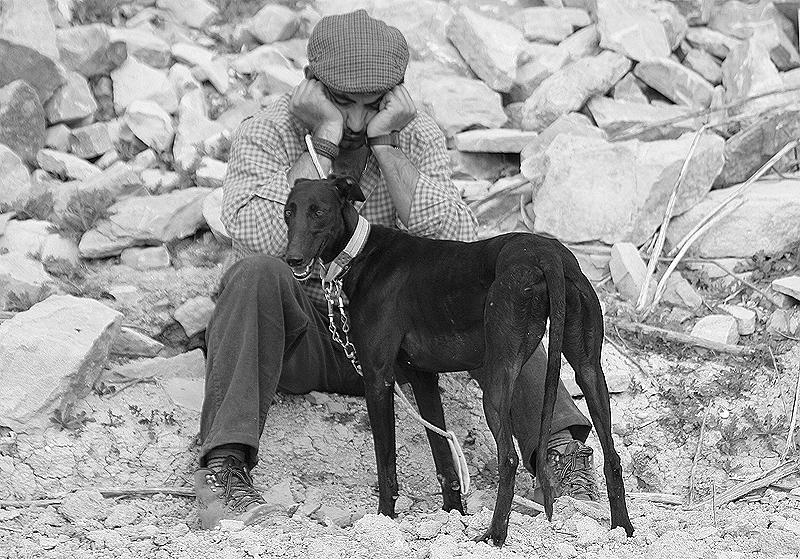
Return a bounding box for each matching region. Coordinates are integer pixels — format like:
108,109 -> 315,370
220,255 -> 294,295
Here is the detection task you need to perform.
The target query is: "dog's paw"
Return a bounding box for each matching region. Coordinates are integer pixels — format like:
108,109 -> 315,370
472,528 -> 506,547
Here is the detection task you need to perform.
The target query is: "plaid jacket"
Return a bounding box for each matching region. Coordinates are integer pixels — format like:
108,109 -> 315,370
221,93 -> 478,304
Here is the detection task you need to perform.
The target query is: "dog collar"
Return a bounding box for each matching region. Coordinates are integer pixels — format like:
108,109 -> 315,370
320,215 -> 371,283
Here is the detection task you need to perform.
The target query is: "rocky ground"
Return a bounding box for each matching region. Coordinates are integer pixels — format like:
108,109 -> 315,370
3,0 -> 800,556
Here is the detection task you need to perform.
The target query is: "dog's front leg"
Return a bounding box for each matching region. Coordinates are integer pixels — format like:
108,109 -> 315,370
364,368 -> 399,517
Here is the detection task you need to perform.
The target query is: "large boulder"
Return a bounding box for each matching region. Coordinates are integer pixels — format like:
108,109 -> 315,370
70,122 -> 114,159
523,132 -> 725,244
171,42 -> 230,94
57,24 -> 127,78
123,100 -> 175,152
446,6 -> 524,92
592,0 -> 671,61
453,129 -> 539,153
0,219 -> 52,256
172,90 -> 225,172
667,179 -> 800,258
406,64 -> 506,137
79,187 -> 213,258
0,80 -> 47,165
37,149 -> 101,181
0,252 -> 54,311
633,58 -> 715,109
721,32 -> 787,115
0,39 -> 65,104
669,0 -> 713,25
0,295 -> 122,432
520,112 -> 606,166
155,0 -> 219,29
586,96 -> 699,140
521,50 -> 631,132
111,57 -> 179,115
0,144 -> 32,207
245,4 -> 299,44
519,7 -> 591,43
0,0 -> 59,60
107,26 -> 171,69
685,26 -> 741,58
717,110 -> 800,187
43,72 -> 98,125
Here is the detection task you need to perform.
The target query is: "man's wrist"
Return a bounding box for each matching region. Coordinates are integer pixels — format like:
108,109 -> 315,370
314,123 -> 343,145
367,132 -> 400,148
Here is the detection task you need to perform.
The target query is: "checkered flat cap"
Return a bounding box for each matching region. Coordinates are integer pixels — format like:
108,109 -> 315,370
307,9 -> 409,94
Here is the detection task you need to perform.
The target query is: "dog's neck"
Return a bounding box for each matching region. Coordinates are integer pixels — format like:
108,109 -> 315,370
321,203 -> 371,283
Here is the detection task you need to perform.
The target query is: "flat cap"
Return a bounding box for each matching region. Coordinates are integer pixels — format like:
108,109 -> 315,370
307,9 -> 409,94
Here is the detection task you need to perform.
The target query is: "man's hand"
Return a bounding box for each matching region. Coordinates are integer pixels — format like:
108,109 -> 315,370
366,85 -> 416,139
289,79 -> 344,144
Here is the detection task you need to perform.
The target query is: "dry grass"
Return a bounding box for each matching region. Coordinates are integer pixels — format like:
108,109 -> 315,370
50,190 -> 115,243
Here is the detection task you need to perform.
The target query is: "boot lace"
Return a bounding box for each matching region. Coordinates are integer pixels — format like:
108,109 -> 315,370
550,441 -> 599,501
214,458 -> 266,511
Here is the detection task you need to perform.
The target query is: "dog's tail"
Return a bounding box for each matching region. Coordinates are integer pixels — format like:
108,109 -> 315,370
538,247 -> 566,521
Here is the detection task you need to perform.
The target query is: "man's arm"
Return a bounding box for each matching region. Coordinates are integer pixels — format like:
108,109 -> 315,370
370,145 -> 419,226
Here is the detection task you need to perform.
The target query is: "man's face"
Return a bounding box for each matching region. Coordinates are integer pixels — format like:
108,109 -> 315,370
326,88 -> 385,147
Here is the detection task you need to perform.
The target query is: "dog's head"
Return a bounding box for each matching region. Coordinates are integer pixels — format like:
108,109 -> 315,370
284,175 -> 365,280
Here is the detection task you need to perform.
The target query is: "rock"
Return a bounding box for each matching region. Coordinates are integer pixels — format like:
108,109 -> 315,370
717,110 -> 800,187
612,72 -> 649,103
452,129 -> 538,153
57,24 -> 127,78
43,72 -> 98,125
446,6 -> 524,93
510,44 -> 571,102
111,57 -> 179,115
262,478 -> 296,513
682,48 -> 723,85
40,235 -> 80,268
70,122 -> 114,159
111,326 -> 165,358
766,20 -> 800,71
669,0 -> 713,25
123,100 -> 175,152
610,242 -> 654,303
718,304 -> 757,335
667,179 -> 800,258
45,124 -> 72,152
592,0 -> 671,61
449,151 -> 510,181
519,7 -> 591,43
107,284 -> 141,307
709,0 -> 794,41
0,80 -> 47,165
559,23 -> 601,59
195,157 -> 227,188
95,151 -> 120,170
0,219 -> 52,256
652,1 -> 689,50
230,44 -> 295,76
202,188 -> 230,244
155,0 -> 218,29
0,295 -> 122,430
247,65 -> 304,99
525,132 -> 724,244
662,271 -> 703,309
246,4 -> 299,44
721,33 -> 786,114
59,489 -> 110,523
79,187 -> 212,258
0,0 -> 59,60
520,112 -> 605,165
106,26 -> 170,69
169,63 -> 203,99
171,42 -> 230,94
36,149 -> 101,181
172,90 -> 224,172
0,253 -> 54,311
173,296 -> 215,337
104,504 -> 141,528
406,65 -> 506,137
0,38 -> 65,105
767,308 -> 800,338
142,169 -> 182,194
772,276 -> 800,302
586,97 -> 698,140
633,58 -> 715,109
521,50 -> 631,132
691,314 -> 739,345
0,144 -> 32,207
120,246 -> 171,270
685,26 -> 740,59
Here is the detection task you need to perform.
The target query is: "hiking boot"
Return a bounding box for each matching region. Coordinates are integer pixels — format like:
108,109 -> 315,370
194,456 -> 279,529
533,440 -> 599,504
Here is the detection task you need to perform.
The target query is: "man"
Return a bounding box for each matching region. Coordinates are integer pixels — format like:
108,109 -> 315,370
195,9 -> 598,530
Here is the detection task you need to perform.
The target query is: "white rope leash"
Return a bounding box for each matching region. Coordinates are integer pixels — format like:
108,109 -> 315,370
305,133 -> 470,495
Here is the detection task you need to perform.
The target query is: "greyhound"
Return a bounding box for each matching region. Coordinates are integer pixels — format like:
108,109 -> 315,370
283,175 -> 633,546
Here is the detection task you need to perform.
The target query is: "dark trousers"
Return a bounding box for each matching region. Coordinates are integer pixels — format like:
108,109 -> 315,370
200,255 -> 591,471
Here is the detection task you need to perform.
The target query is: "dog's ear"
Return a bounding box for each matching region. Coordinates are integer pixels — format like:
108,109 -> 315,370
332,175 -> 366,203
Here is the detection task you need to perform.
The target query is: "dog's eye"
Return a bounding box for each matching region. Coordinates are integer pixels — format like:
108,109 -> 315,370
284,209 -> 293,218
314,209 -> 326,217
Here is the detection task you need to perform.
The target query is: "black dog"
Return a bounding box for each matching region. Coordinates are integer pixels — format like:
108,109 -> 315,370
283,176 -> 633,545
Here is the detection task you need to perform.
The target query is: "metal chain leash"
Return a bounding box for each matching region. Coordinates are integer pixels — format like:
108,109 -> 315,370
323,278 -> 362,376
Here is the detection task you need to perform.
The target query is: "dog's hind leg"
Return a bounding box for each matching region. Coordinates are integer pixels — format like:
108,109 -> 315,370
562,285 -> 634,536
403,368 -> 464,513
471,267 -> 543,546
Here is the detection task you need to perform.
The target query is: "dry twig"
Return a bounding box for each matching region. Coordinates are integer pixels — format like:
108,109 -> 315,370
0,487 -> 196,508
688,404 -> 711,506
695,460 -> 800,509
636,127 -> 708,312
611,320 -> 761,356
782,362 -> 800,461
